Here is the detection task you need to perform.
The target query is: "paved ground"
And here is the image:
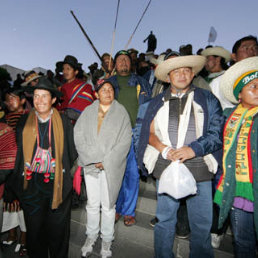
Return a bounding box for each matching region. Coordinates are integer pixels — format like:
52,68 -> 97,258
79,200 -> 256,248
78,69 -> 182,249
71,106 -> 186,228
0,177 -> 240,258
0,203 -> 235,258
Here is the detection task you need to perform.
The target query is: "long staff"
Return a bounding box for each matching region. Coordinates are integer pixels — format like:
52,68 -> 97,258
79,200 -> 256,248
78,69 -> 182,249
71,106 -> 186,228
124,0 -> 152,50
70,10 -> 102,62
109,0 -> 121,71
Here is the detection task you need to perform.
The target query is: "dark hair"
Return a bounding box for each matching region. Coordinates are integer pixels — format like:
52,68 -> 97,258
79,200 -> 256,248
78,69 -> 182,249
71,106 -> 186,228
33,89 -> 56,99
232,35 -> 258,53
101,53 -> 112,60
211,55 -> 229,70
4,88 -> 25,100
220,57 -> 229,70
95,79 -> 115,92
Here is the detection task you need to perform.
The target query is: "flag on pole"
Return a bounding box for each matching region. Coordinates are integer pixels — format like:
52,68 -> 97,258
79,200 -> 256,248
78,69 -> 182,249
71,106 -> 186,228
208,26 -> 217,43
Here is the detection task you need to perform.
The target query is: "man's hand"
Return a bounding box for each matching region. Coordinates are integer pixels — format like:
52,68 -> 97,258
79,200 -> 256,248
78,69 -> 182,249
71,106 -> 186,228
95,162 -> 104,170
169,146 -> 195,162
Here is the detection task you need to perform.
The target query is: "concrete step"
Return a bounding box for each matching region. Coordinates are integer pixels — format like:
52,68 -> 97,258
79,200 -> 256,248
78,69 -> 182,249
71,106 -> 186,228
70,206 -> 234,258
139,176 -> 157,193
174,236 -> 234,258
137,177 -> 157,216
69,209 -> 154,258
69,176 -> 235,258
136,194 -> 156,216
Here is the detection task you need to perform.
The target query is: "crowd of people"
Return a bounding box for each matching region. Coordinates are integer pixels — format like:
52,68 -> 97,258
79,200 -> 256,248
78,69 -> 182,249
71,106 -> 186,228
0,34 -> 257,258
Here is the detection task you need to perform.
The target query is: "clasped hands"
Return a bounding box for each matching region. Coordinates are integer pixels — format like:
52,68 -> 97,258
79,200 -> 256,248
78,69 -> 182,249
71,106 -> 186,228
162,146 -> 195,163
95,162 -> 104,170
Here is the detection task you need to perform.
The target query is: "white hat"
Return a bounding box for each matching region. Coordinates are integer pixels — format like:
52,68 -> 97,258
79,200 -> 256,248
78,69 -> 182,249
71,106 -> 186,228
201,46 -> 231,63
220,56 -> 258,104
155,55 -> 206,82
149,54 -> 166,65
21,70 -> 41,86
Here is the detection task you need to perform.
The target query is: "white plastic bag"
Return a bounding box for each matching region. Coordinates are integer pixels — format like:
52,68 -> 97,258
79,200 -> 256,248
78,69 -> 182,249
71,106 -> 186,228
158,160 -> 197,199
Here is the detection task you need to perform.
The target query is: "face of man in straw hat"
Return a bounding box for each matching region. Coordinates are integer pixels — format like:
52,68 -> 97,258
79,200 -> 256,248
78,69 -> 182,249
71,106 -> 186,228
205,55 -> 222,73
239,78 -> 258,109
168,67 -> 195,94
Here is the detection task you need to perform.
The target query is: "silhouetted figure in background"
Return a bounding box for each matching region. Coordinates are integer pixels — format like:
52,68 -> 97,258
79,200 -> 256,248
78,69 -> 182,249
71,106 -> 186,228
143,31 -> 157,52
179,44 -> 193,56
13,74 -> 24,89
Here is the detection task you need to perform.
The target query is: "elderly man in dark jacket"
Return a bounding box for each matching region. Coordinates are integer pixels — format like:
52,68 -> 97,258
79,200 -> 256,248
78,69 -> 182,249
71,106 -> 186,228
107,50 -> 151,226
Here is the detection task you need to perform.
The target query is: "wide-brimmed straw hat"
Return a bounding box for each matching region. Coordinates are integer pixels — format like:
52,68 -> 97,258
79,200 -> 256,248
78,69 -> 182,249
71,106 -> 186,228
220,56 -> 258,104
149,54 -> 166,66
155,55 -> 206,82
201,46 -> 231,63
21,70 -> 41,86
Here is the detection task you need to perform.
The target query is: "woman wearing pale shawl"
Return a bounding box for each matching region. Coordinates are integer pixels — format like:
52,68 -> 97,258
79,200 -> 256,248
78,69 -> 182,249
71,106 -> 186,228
74,79 -> 132,258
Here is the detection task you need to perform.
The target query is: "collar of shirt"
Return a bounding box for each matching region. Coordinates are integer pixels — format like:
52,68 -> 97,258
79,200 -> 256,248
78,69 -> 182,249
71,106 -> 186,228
164,85 -> 195,101
35,109 -> 53,123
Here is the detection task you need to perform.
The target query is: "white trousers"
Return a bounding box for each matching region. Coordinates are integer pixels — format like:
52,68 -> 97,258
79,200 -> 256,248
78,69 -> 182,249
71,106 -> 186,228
84,170 -> 115,242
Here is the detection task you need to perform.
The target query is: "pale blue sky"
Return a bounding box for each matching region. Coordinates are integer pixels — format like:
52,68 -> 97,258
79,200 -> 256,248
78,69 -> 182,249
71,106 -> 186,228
0,0 -> 257,73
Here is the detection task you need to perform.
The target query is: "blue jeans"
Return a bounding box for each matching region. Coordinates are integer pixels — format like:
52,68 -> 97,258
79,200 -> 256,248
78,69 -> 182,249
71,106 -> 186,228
230,207 -> 257,258
154,180 -> 214,258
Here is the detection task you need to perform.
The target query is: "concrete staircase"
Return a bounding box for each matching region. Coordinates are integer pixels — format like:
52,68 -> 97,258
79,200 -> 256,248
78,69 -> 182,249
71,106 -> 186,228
69,176 -> 235,257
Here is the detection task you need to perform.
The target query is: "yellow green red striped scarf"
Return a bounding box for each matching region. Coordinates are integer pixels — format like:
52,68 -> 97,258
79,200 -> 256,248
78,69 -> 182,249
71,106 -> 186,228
215,104 -> 258,205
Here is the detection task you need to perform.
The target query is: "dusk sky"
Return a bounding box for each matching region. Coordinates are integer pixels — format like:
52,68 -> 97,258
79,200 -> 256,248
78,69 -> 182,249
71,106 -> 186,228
1,0 -> 257,74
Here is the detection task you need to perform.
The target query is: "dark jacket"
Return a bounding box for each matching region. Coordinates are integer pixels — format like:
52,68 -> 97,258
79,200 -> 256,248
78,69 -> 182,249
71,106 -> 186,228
107,73 -> 152,105
6,113 -> 77,209
135,86 -> 224,176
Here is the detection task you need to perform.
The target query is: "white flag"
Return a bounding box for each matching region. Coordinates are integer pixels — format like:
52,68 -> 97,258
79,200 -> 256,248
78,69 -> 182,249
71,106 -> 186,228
208,26 -> 217,43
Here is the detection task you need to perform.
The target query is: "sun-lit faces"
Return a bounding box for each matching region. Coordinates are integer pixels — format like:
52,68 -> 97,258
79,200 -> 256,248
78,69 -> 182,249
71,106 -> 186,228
239,78 -> 258,109
232,40 -> 258,62
62,64 -> 78,83
5,93 -> 25,112
102,56 -> 114,73
205,55 -> 221,73
33,89 -> 56,119
115,55 -> 131,76
96,83 -> 115,106
169,67 -> 195,93
30,78 -> 39,87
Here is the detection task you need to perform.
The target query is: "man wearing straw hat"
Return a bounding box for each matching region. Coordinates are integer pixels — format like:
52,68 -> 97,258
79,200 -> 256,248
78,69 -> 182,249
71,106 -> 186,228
201,46 -> 235,110
135,55 -> 224,257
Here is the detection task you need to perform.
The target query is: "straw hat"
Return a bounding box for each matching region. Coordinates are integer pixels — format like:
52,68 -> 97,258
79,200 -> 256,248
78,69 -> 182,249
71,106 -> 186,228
201,46 -> 231,63
155,55 -> 206,82
220,56 -> 258,104
21,70 -> 41,86
149,54 -> 166,66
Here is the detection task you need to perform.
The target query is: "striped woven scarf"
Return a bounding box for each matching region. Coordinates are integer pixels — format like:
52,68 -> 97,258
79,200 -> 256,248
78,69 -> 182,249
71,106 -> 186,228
215,104 -> 258,205
0,123 -> 17,170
